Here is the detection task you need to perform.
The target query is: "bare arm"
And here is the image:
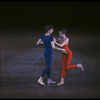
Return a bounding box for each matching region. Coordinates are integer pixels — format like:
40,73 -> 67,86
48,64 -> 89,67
51,41 -> 67,53
36,38 -> 43,45
55,38 -> 69,47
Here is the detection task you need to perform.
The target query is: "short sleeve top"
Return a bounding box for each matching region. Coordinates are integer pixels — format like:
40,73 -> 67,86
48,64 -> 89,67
40,34 -> 54,55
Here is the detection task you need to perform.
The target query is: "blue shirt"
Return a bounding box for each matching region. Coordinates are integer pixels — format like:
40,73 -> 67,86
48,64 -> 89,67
40,34 -> 54,56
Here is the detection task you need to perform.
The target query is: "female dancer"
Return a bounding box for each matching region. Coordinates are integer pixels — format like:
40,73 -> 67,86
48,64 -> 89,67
54,29 -> 84,86
36,25 -> 66,85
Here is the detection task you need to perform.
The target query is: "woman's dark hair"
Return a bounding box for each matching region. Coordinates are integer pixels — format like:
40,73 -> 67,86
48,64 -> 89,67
59,28 -> 67,34
45,25 -> 54,32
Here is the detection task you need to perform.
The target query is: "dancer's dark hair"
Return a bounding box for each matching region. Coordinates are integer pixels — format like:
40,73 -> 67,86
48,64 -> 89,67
45,25 -> 54,32
59,28 -> 67,34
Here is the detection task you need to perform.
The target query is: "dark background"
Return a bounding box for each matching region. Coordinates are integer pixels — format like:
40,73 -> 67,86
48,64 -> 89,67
0,1 -> 100,34
0,1 -> 100,98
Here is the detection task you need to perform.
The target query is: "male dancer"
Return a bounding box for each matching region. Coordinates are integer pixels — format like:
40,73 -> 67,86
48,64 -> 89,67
36,25 -> 66,85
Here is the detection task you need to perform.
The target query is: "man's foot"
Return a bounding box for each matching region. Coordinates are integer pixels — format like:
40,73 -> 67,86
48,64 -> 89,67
57,82 -> 64,86
77,63 -> 84,71
47,80 -> 56,85
38,78 -> 45,85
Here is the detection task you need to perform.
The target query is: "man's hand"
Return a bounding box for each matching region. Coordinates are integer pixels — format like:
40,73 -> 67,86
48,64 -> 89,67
62,49 -> 67,53
53,37 -> 56,43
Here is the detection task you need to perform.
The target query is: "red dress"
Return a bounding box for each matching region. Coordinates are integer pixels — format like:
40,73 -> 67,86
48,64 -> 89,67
61,44 -> 77,78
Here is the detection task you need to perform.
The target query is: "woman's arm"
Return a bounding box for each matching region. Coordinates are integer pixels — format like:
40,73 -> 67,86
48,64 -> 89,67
51,41 -> 67,53
36,38 -> 43,45
55,38 -> 69,47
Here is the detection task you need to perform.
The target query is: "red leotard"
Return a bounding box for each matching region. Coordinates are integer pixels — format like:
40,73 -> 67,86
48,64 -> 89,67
61,44 -> 77,78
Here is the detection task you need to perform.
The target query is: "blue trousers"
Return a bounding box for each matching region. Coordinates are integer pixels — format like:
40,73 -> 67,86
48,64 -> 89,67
41,54 -> 52,78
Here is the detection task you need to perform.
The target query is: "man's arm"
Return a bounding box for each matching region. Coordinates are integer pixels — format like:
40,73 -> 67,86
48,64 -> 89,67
51,41 -> 67,53
36,38 -> 43,45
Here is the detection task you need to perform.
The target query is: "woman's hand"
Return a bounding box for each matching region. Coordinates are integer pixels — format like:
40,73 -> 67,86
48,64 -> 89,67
57,37 -> 61,42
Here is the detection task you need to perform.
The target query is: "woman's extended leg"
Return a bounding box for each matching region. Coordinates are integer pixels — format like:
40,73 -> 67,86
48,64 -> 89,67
57,52 -> 77,86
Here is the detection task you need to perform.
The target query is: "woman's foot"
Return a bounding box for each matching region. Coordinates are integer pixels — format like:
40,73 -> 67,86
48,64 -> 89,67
38,77 -> 45,85
57,81 -> 64,86
77,63 -> 84,71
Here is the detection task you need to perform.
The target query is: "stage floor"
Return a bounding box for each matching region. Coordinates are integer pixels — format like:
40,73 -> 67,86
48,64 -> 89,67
0,31 -> 100,98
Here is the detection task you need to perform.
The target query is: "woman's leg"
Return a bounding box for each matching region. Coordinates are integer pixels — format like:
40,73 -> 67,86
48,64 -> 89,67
67,52 -> 84,71
57,52 -> 77,86
61,54 -> 68,78
67,52 -> 77,70
57,54 -> 66,86
57,51 -> 84,86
